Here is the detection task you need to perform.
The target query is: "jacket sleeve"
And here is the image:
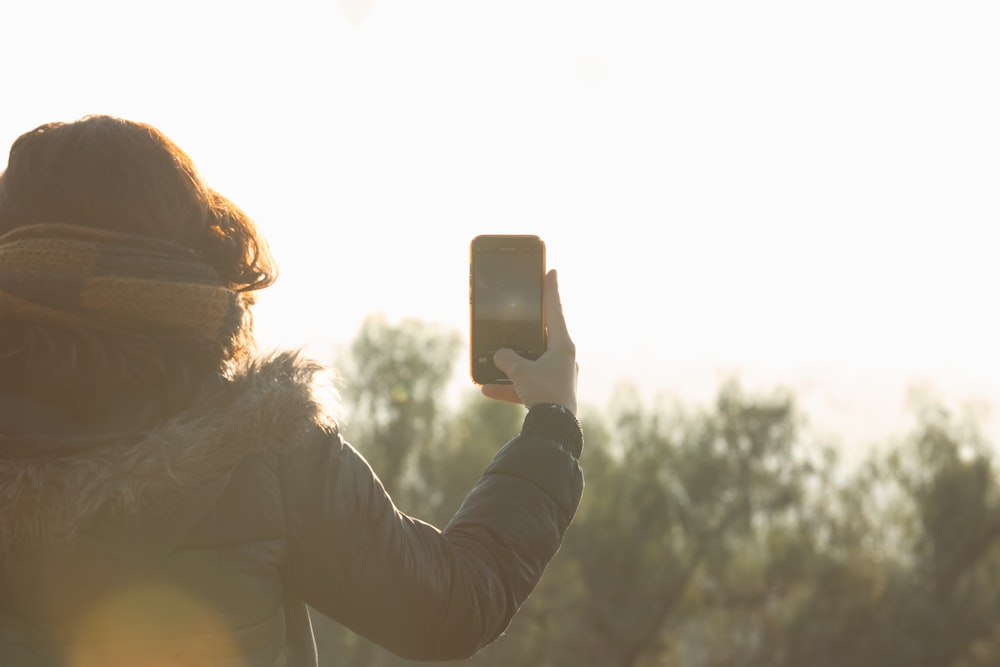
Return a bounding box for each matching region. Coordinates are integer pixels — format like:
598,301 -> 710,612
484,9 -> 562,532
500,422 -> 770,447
279,426 -> 584,661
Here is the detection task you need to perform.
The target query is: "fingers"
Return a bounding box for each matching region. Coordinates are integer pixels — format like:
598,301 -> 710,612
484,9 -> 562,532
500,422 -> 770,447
492,347 -> 524,376
478,268 -> 578,414
486,348 -> 526,403
478,348 -> 526,404
543,269 -> 573,352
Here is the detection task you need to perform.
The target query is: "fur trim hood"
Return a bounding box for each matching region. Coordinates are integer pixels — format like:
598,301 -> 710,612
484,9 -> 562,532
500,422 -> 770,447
0,351 -> 340,555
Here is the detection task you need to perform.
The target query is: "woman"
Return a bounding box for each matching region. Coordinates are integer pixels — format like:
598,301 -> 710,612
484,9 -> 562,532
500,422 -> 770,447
0,116 -> 583,666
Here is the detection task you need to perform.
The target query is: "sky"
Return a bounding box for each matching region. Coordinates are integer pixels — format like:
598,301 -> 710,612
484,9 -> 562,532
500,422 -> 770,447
2,1 -> 999,457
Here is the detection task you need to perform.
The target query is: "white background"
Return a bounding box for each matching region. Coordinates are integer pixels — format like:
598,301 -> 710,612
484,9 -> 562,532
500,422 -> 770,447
2,1 -> 998,457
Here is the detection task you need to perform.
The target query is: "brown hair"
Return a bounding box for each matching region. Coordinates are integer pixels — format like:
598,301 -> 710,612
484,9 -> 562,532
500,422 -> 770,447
0,115 -> 278,420
0,115 -> 275,294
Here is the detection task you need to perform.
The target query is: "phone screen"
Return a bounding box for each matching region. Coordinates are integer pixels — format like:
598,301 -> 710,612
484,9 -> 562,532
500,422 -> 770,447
470,235 -> 545,384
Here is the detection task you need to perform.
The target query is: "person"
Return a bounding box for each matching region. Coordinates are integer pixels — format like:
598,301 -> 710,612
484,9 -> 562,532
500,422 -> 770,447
0,115 -> 583,666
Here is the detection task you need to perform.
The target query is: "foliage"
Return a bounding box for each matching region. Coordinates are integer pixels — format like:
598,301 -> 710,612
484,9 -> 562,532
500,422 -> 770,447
336,314 -> 462,502
314,317 -> 1000,667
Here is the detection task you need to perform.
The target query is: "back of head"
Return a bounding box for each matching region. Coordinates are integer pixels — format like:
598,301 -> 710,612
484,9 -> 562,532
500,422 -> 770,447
0,116 -> 279,420
0,115 -> 275,294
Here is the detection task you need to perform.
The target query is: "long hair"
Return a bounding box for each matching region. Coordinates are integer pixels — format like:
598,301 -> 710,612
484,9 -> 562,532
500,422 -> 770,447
0,115 -> 278,419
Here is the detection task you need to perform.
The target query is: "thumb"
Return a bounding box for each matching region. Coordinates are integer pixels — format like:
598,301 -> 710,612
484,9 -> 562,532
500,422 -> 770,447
492,348 -> 524,376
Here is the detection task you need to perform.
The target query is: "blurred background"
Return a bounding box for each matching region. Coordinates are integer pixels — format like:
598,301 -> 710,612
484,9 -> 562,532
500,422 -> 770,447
3,2 -> 1000,664
3,0 -> 998,456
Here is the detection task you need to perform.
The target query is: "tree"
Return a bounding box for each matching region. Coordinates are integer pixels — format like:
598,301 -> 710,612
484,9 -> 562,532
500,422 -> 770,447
745,398 -> 1000,667
336,314 -> 461,501
314,315 -> 462,667
412,390 -> 526,527
848,401 -> 1000,667
544,381 -> 837,667
314,316 -> 1000,667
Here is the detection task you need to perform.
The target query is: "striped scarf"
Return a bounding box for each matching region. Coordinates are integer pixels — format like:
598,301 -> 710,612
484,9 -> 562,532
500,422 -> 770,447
0,223 -> 246,347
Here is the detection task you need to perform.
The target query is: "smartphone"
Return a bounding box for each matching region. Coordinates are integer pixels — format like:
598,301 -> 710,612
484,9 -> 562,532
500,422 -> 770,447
469,234 -> 546,385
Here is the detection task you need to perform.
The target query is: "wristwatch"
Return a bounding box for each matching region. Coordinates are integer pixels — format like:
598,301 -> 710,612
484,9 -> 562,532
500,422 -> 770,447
521,403 -> 584,459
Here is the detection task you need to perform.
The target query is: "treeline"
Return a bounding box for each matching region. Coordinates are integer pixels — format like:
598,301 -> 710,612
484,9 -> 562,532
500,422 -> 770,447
309,315 -> 1000,667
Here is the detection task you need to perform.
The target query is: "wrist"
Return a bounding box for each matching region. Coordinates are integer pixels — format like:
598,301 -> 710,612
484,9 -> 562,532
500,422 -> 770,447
521,403 -> 584,458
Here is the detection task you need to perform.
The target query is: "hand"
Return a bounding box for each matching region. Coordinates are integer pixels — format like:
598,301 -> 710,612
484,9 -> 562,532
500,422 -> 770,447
481,269 -> 579,415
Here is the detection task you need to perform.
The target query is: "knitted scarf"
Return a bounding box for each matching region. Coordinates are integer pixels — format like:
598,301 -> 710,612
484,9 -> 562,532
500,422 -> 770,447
0,223 -> 246,347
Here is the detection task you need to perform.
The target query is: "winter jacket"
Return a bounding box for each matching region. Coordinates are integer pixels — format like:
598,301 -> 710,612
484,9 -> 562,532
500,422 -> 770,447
0,352 -> 584,666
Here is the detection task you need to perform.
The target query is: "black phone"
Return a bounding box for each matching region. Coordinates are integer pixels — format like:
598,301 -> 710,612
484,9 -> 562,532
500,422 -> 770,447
469,234 -> 546,385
